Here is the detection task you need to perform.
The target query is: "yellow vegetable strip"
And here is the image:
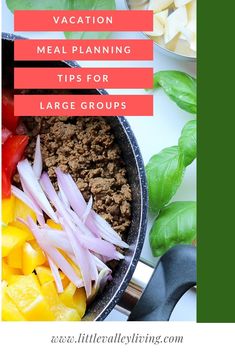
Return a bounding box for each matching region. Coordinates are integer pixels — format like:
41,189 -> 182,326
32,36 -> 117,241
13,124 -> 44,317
47,257 -> 64,293
27,217 -> 83,288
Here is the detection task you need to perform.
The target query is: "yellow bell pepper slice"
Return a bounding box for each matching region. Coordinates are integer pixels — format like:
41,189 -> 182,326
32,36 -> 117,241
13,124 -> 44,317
60,282 -> 86,319
2,281 -> 26,321
5,274 -> 54,321
74,287 -> 87,319
14,197 -> 37,222
41,281 -> 81,321
2,259 -> 21,281
7,246 -> 22,269
46,219 -> 62,230
2,195 -> 16,225
22,242 -> 46,275
10,220 -> 34,241
36,265 -> 65,285
2,225 -> 28,257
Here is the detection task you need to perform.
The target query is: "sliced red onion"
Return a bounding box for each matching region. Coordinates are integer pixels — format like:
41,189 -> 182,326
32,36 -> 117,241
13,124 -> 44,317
56,168 -> 129,248
40,172 -> 73,227
89,211 -> 129,248
82,196 -> 93,223
66,207 -> 99,239
11,185 -> 43,216
27,217 -> 83,288
15,122 -> 28,135
88,268 -> 112,304
17,217 -> 29,228
37,213 -> 46,227
92,255 -> 110,271
33,135 -> 42,180
59,217 -> 92,297
57,184 -> 70,208
87,251 -> 98,285
17,160 -> 58,223
44,229 -> 73,254
48,256 -> 64,293
75,230 -> 120,260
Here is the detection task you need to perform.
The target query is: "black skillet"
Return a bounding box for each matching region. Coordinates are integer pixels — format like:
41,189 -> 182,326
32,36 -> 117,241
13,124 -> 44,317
2,33 -> 196,321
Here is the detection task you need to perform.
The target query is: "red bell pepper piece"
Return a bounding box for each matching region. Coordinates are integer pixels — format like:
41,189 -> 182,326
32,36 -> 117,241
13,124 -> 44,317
2,135 -> 29,179
2,90 -> 20,132
2,169 -> 11,199
2,127 -> 12,144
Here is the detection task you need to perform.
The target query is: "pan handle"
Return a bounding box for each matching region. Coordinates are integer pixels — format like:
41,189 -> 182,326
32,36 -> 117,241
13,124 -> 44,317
127,245 -> 196,321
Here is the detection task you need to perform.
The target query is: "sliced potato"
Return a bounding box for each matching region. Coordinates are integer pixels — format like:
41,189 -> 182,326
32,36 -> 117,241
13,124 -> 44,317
164,6 -> 188,44
148,0 -> 173,12
156,10 -> 169,26
145,10 -> 168,37
186,0 -> 196,51
165,33 -> 181,51
174,0 -> 192,7
175,38 -> 195,56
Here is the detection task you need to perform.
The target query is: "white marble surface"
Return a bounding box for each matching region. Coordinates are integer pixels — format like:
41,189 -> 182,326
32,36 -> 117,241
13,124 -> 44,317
2,0 -> 196,321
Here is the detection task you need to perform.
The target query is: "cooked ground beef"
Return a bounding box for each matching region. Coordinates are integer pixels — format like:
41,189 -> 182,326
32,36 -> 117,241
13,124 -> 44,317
22,116 -> 132,237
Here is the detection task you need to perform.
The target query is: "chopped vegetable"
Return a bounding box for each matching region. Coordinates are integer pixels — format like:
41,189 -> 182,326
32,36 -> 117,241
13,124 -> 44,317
2,127 -> 12,144
2,135 -> 29,179
165,6 -> 188,44
2,281 -> 26,321
22,241 -> 46,275
139,0 -> 197,57
2,135 -> 128,320
17,159 -> 58,223
33,135 -> 42,179
2,195 -> 15,224
2,169 -> 11,199
41,281 -> 80,321
2,225 -> 28,257
7,246 -> 22,269
2,90 -> 20,133
5,274 -> 54,321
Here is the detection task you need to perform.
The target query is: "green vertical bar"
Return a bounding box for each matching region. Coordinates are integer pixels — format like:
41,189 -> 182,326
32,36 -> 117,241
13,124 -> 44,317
197,0 -> 235,322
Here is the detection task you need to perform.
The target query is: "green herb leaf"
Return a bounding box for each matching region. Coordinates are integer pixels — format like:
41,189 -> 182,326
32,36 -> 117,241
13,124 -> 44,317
149,201 -> 196,257
179,120 -> 197,167
6,0 -> 116,40
64,30 -> 111,40
65,0 -> 116,39
153,71 -> 197,114
6,0 -> 66,10
146,146 -> 185,214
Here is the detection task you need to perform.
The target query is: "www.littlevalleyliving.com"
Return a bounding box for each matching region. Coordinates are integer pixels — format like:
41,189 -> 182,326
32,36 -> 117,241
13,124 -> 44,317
51,333 -> 184,345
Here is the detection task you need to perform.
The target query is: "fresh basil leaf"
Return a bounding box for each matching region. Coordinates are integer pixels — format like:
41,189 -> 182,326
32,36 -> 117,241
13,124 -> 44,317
64,31 -> 111,40
179,120 -> 197,167
6,0 -> 116,40
65,0 -> 116,39
153,71 -> 197,114
7,0 -> 116,11
149,201 -> 196,257
6,0 -> 66,10
146,146 -> 185,214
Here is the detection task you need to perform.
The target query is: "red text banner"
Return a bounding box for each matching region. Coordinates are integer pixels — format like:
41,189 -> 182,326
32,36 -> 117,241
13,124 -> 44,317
14,95 -> 153,117
14,67 -> 153,89
14,39 -> 153,61
14,10 -> 153,32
